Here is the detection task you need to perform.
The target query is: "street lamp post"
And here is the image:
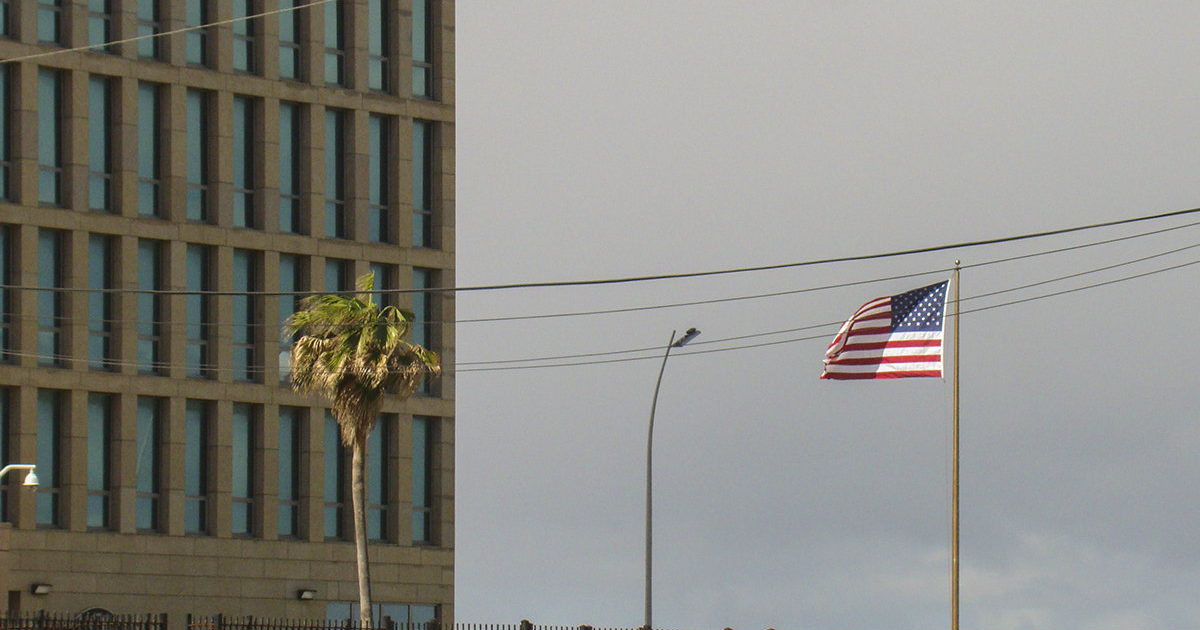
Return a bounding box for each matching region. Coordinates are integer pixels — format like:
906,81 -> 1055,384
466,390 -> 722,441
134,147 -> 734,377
0,464 -> 38,486
645,327 -> 700,630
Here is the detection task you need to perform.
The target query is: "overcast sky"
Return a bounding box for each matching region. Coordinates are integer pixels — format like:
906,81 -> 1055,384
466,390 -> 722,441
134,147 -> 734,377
453,3 -> 1200,629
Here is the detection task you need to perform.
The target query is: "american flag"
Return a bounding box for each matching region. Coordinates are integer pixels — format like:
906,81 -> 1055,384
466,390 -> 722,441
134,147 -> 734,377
820,280 -> 950,380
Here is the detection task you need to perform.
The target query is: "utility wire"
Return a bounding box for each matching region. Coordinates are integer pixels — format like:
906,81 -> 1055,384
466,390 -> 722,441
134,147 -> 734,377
0,0 -> 335,65
455,254 -> 1200,372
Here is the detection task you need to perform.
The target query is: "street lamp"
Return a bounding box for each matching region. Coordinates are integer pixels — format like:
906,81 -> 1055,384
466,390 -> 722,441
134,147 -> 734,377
0,464 -> 38,487
645,327 -> 700,630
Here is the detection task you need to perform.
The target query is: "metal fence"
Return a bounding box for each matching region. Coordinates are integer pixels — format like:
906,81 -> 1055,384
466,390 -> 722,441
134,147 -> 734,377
0,616 -> 658,630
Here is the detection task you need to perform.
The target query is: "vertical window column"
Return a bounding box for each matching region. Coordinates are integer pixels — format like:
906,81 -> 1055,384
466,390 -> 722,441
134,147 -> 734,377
136,0 -> 161,59
137,83 -> 161,218
185,0 -> 209,66
412,268 -> 435,395
137,240 -> 164,375
0,65 -> 9,200
278,406 -> 302,538
185,244 -> 212,378
325,109 -> 346,238
88,235 -> 114,370
412,120 -> 433,247
232,0 -> 257,73
411,416 -> 433,544
278,0 -> 302,81
412,0 -> 432,97
0,1 -> 10,39
0,388 -> 8,521
37,0 -> 63,46
367,416 -> 391,541
88,0 -> 113,52
232,249 -> 260,382
232,403 -> 257,536
0,227 -> 10,359
38,70 -> 63,207
278,254 -> 303,382
232,96 -> 257,228
89,76 -> 113,212
37,230 -> 64,367
136,397 -> 162,531
185,90 -> 210,222
36,390 -> 62,528
279,102 -> 301,233
367,0 -> 391,92
368,115 -> 392,243
324,0 -> 345,86
86,393 -> 113,529
324,411 -> 345,539
184,399 -> 210,534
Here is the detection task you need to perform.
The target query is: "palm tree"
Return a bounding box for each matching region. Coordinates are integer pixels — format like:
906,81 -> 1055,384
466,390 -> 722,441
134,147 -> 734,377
286,272 -> 440,627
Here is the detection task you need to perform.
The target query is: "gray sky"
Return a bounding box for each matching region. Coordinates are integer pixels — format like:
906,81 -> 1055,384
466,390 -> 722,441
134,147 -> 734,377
454,3 -> 1200,629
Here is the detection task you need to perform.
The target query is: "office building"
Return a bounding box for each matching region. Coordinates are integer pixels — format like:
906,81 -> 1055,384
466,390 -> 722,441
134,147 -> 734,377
0,0 -> 455,622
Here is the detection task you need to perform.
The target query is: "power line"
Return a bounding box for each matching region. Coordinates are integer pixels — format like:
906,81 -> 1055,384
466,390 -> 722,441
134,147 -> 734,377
455,254 -> 1200,372
0,0 -> 335,65
447,205 -> 1200,293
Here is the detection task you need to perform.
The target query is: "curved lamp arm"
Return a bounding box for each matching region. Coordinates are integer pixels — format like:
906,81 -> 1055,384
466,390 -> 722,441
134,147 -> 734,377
0,464 -> 38,487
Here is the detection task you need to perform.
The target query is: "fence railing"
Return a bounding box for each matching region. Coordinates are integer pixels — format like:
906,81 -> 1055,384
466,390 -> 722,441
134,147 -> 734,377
0,615 -> 665,630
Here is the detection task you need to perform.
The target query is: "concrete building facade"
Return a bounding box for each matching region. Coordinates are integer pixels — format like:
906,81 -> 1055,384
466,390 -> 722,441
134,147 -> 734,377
0,0 -> 455,622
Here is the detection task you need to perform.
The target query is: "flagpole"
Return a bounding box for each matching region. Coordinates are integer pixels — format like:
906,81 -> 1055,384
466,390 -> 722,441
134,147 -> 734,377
951,261 -> 961,630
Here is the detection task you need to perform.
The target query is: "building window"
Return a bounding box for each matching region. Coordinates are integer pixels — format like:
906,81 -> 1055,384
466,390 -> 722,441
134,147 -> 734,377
324,411 -> 345,539
88,0 -> 114,52
232,249 -> 260,382
278,0 -> 302,80
325,109 -> 346,238
37,230 -> 64,367
278,253 -> 303,382
0,226 -> 10,359
185,90 -> 211,222
327,603 -> 437,625
0,66 -> 9,200
325,258 -> 350,293
232,0 -> 257,72
38,70 -> 62,207
136,0 -> 161,59
412,0 -> 432,98
89,76 -> 113,212
186,244 -> 213,378
324,0 -> 345,86
137,240 -> 164,375
185,0 -> 209,66
278,406 -> 302,538
0,1 -> 9,39
279,102 -> 301,233
184,400 -> 210,534
411,416 -> 433,544
412,268 -> 434,395
232,403 -> 256,536
368,262 -> 396,309
367,416 -> 391,541
86,393 -> 113,529
232,96 -> 256,229
367,0 -> 390,92
412,120 -> 433,247
37,0 -> 62,45
36,390 -> 62,528
138,83 -> 161,217
136,397 -> 162,532
0,388 -> 8,521
369,115 -> 392,243
88,235 -> 115,370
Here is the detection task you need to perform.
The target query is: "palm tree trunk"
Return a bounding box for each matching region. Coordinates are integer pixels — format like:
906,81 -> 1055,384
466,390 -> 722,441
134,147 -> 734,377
353,438 -> 373,627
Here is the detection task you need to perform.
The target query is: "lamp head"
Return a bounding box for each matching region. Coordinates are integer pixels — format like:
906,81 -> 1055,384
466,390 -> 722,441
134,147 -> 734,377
22,469 -> 38,487
672,327 -> 701,348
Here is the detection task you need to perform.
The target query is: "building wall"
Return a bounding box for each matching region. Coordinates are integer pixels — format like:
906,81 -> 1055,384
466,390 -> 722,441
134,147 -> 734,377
0,0 -> 454,621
